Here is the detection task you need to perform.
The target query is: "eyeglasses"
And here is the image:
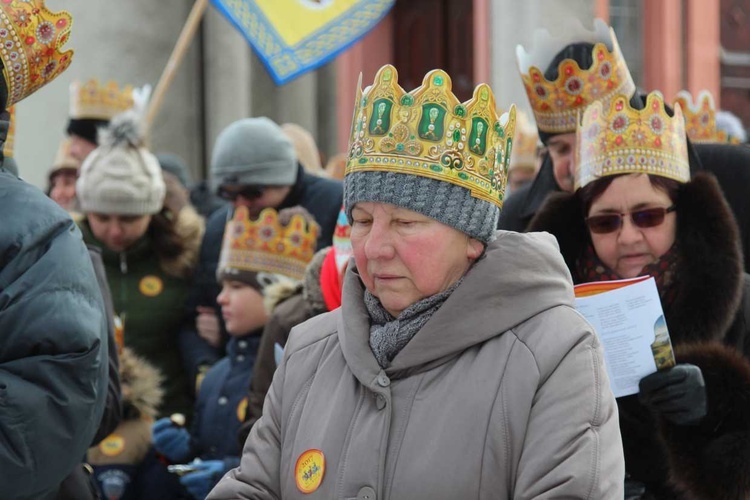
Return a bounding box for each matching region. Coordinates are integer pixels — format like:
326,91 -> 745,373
218,185 -> 265,201
585,205 -> 676,234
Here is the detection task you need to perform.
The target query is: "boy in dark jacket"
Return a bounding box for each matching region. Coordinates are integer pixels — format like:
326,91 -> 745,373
153,206 -> 318,499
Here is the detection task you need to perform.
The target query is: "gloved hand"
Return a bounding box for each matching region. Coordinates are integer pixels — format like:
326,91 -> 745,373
180,459 -> 226,500
638,363 -> 706,425
152,417 -> 193,463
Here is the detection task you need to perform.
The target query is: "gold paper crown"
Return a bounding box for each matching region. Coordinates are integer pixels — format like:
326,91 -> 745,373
517,18 -> 636,134
219,207 -> 320,282
509,111 -> 539,172
346,64 -> 516,208
51,138 -> 79,171
69,79 -> 134,121
576,92 -> 690,190
674,90 -> 739,144
0,1 -> 73,106
3,106 -> 15,158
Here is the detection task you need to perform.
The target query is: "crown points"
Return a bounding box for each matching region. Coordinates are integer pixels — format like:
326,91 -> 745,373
674,90 -> 737,144
69,79 -> 135,121
575,92 -> 690,190
346,64 -> 515,207
219,207 -> 319,282
0,0 -> 74,106
517,22 -> 635,134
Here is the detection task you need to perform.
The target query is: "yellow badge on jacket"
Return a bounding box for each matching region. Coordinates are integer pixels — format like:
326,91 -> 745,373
98,434 -> 125,457
236,396 -> 248,422
139,275 -> 163,297
295,449 -> 325,494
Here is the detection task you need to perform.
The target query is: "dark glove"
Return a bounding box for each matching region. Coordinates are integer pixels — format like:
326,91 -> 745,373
179,459 -> 226,500
638,363 -> 706,425
153,417 -> 193,463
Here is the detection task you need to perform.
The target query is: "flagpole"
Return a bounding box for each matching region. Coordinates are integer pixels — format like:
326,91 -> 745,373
146,0 -> 210,128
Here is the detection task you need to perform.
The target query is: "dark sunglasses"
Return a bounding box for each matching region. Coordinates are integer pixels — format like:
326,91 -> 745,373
585,205 -> 676,234
218,185 -> 265,201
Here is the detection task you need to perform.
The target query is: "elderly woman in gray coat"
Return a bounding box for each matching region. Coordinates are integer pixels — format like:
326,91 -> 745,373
208,65 -> 624,499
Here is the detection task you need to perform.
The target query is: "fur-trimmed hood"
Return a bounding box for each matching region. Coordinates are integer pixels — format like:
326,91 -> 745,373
529,172 -> 750,499
529,172 -> 743,345
159,204 -> 204,279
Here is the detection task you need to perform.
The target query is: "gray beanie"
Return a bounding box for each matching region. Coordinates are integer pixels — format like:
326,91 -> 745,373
345,171 -> 499,244
77,110 -> 165,215
211,117 -> 297,191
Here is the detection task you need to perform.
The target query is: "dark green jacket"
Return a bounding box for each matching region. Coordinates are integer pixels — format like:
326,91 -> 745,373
79,220 -> 193,419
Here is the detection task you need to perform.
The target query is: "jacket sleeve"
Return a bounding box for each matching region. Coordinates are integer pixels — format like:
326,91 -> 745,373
207,345 -> 286,499
513,327 -> 625,499
657,341 -> 750,499
0,181 -> 108,498
87,245 -> 123,445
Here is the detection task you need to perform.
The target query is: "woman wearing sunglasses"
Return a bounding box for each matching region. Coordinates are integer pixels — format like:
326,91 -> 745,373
529,92 -> 750,499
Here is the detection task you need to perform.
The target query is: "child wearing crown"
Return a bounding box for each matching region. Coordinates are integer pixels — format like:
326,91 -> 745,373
238,207 -> 352,444
152,206 -> 319,500
529,92 -> 750,499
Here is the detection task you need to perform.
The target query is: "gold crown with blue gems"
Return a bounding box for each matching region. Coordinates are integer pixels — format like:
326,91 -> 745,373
346,65 -> 516,208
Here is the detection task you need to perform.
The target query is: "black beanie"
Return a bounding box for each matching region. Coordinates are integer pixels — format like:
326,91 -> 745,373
66,118 -> 109,146
538,42 -> 595,145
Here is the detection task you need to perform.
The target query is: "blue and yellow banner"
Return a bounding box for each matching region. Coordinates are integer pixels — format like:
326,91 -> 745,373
211,0 -> 395,85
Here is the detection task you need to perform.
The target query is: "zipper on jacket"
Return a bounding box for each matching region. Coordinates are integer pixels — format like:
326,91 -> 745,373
119,252 -> 128,336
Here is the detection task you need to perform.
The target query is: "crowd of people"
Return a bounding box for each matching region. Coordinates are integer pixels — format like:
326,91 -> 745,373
3,2 -> 750,499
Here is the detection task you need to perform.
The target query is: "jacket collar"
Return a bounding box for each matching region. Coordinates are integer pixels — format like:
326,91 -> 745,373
279,163 -> 307,209
338,231 -> 576,381
79,219 -> 153,268
528,172 -> 743,344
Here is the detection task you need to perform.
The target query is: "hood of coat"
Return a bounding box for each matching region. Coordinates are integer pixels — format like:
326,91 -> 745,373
338,230 -> 576,383
528,171 -> 744,345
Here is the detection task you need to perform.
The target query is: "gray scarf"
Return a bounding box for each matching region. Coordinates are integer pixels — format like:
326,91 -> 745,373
365,278 -> 463,368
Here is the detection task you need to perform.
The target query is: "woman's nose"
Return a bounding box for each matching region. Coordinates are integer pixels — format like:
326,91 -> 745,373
364,221 -> 395,260
617,216 -> 643,243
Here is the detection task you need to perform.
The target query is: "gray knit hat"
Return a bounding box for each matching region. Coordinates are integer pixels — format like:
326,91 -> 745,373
77,110 -> 165,215
344,65 -> 516,244
211,117 -> 297,192
345,172 -> 499,243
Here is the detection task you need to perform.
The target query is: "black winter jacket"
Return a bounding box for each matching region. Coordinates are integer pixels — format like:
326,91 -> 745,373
0,170 -> 109,499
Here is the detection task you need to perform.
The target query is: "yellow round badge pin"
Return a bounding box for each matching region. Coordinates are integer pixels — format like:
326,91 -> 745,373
295,449 -> 325,494
139,275 -> 163,297
98,434 -> 125,457
236,396 -> 248,422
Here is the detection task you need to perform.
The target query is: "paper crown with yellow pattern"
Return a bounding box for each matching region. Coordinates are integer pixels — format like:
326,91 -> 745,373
0,1 -> 73,107
69,79 -> 134,121
346,64 -> 516,208
517,18 -> 636,135
673,90 -> 740,144
509,111 -> 539,171
576,92 -> 690,190
219,206 -> 320,283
